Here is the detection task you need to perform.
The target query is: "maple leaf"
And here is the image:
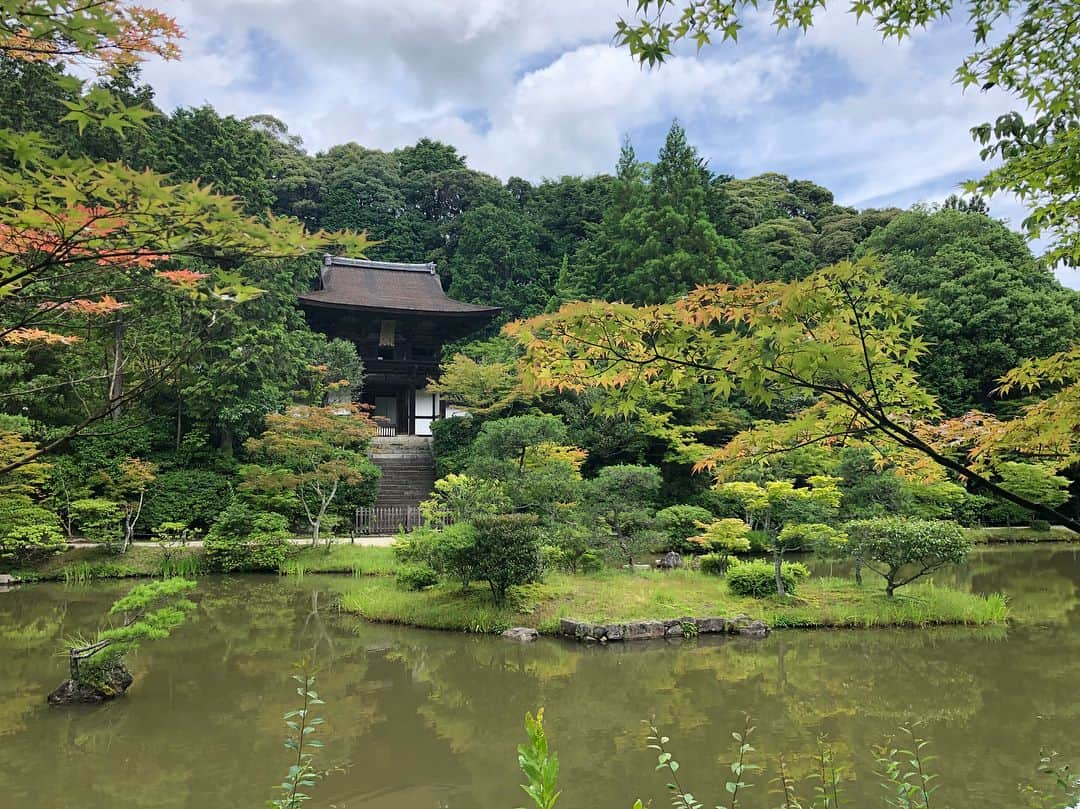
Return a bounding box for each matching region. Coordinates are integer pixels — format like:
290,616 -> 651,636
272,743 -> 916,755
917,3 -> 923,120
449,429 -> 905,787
155,269 -> 208,285
3,328 -> 80,345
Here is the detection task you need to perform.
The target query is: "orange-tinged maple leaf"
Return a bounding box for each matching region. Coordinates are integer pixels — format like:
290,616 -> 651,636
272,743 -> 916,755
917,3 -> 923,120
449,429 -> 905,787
53,295 -> 130,315
3,328 -> 80,345
155,269 -> 208,285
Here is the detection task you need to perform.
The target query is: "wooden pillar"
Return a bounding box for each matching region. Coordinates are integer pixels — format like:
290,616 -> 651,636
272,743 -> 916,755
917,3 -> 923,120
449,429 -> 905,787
408,368 -> 416,435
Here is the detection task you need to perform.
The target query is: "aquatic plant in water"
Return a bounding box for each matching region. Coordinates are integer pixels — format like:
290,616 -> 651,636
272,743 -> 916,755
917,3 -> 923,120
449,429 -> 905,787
269,664 -> 326,809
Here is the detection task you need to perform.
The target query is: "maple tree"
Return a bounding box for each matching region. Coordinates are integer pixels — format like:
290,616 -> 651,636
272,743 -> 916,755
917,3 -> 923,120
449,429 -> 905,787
508,257 -> 1080,533
106,456 -> 155,552
240,404 -> 378,547
0,0 -> 373,479
934,348 -> 1080,475
427,351 -> 523,415
0,1 -> 182,69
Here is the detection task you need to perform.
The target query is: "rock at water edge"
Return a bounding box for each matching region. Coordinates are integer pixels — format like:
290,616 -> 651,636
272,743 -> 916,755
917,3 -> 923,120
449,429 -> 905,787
502,627 -> 540,643
48,660 -> 134,705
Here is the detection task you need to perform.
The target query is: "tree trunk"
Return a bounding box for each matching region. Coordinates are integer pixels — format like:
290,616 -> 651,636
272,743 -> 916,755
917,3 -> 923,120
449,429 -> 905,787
854,555 -> 863,586
108,318 -> 125,421
311,518 -> 320,548
774,551 -> 786,596
175,391 -> 183,451
215,424 -> 234,455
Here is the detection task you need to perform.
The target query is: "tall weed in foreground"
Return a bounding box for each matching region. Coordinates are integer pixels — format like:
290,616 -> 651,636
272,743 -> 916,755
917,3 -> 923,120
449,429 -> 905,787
517,709 -> 561,809
514,711 -> 1079,809
269,664 -> 326,809
874,727 -> 938,808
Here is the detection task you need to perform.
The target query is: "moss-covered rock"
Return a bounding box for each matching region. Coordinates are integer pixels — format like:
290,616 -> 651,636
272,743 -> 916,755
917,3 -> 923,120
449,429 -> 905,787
47,660 -> 133,705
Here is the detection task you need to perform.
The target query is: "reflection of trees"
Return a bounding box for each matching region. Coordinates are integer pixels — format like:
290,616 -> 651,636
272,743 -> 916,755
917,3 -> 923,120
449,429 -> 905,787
1,577 -> 392,809
812,544 -> 1080,625
385,628 -> 998,808
2,547 -> 1079,809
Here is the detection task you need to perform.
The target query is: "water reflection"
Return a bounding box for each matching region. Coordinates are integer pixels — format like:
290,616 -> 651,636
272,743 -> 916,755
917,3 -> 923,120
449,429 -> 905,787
1,546 -> 1078,809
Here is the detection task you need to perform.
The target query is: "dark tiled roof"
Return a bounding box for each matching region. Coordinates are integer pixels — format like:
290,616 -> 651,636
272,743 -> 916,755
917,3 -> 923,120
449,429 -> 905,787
298,256 -> 501,317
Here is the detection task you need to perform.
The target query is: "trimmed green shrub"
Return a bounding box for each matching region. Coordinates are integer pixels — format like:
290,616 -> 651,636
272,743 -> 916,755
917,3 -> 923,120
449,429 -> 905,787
70,498 -> 123,546
431,415 -> 485,477
394,523 -> 481,589
204,502 -> 291,572
420,474 -> 511,524
540,543 -> 567,573
539,543 -> 603,575
397,563 -> 439,591
1029,519 -> 1051,532
843,518 -> 972,597
577,550 -> 604,574
656,504 -> 715,553
746,530 -> 771,553
698,553 -> 731,576
472,513 -> 543,604
726,559 -> 810,597
141,470 -> 233,531
0,497 -> 65,563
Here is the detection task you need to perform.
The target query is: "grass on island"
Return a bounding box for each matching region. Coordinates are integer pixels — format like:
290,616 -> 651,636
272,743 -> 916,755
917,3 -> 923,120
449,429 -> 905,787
7,542 -> 1008,635
965,526 -> 1077,543
339,568 -> 1009,635
281,544 -> 397,576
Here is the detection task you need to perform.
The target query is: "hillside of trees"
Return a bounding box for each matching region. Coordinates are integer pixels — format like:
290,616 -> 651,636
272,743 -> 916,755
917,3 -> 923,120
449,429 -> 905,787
2,51 -> 1077,556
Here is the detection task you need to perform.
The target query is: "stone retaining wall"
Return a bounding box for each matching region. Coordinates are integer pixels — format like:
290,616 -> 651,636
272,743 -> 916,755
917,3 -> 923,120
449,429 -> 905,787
558,615 -> 768,642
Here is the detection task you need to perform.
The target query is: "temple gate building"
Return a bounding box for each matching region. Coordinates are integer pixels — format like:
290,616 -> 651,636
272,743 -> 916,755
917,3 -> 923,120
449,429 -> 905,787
298,255 -> 500,437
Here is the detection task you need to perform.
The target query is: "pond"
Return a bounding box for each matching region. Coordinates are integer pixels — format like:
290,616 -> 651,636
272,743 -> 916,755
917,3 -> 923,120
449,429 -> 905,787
2,544 -> 1079,809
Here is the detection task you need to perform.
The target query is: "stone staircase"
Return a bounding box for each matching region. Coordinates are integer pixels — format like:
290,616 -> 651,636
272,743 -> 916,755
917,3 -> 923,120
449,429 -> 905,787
368,436 -> 437,509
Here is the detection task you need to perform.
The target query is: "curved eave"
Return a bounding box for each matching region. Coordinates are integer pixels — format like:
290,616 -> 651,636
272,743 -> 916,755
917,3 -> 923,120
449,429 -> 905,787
297,297 -> 502,320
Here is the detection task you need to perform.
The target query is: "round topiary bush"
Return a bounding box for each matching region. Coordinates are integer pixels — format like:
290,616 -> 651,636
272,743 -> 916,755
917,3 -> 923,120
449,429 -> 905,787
204,502 -> 291,572
397,563 -> 439,591
0,498 -> 66,563
725,559 -> 810,597
656,504 -> 715,553
698,552 -> 730,576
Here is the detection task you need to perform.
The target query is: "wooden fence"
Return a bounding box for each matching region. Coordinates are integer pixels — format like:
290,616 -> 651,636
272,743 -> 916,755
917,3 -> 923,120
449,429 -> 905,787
354,506 -> 452,536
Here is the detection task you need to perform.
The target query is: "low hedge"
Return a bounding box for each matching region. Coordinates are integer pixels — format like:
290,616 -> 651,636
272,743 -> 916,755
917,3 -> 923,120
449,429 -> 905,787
726,559 -> 810,597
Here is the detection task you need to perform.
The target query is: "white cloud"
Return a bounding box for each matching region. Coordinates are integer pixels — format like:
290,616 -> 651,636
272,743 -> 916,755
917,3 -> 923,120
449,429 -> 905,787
135,0 -> 1072,281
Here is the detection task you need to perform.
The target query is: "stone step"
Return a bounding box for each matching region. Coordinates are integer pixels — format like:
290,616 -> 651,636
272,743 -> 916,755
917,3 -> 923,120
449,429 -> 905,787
369,443 -> 436,510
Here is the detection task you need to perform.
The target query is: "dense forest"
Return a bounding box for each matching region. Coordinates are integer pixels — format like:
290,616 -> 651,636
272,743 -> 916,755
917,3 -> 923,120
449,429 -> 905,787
1,49 -> 1077,557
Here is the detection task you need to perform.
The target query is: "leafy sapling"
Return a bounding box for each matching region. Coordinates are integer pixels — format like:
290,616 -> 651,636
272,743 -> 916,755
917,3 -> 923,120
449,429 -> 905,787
270,664 -> 327,809
518,708 -> 561,809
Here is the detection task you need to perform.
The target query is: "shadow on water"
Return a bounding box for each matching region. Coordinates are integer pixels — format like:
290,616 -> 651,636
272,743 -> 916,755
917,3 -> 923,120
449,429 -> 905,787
1,545 -> 1079,808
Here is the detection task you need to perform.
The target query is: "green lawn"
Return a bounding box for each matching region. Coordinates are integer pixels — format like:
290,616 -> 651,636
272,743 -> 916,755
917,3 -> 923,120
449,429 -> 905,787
340,568 -> 1008,635
9,543 -> 1008,635
6,542 -> 396,581
6,545 -> 190,582
283,544 -> 397,575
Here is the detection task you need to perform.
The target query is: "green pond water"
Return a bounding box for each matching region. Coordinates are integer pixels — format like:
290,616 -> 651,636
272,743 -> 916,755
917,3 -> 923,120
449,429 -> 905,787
2,544 -> 1079,809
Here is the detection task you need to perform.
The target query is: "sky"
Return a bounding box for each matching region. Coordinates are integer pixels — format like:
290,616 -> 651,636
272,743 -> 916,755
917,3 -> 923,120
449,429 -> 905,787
138,0 -> 1078,287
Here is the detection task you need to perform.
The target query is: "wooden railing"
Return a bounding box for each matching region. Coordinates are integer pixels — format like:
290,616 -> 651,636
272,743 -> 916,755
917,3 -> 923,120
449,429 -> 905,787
354,506 -> 452,535
374,423 -> 397,437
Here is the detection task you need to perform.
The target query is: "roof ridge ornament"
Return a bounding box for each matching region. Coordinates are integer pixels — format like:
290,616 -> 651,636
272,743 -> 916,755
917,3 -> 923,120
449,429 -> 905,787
323,254 -> 437,274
